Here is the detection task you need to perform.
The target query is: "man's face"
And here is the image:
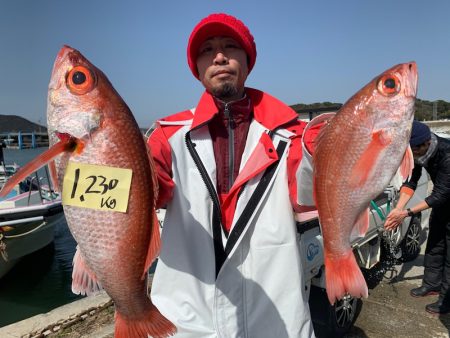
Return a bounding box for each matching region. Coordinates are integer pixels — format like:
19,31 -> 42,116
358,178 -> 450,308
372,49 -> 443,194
411,140 -> 431,159
196,36 -> 248,102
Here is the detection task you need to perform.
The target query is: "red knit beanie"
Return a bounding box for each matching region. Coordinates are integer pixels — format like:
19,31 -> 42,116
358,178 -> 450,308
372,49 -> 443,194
187,13 -> 257,80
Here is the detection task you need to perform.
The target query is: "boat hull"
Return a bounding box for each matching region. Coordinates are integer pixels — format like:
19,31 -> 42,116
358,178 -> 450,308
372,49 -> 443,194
0,212 -> 64,279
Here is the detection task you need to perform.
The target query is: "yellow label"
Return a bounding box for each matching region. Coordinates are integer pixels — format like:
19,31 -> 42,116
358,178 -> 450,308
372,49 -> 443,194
62,161 -> 133,213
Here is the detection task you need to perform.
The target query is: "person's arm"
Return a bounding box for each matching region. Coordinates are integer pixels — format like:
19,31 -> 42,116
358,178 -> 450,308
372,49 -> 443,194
284,119 -> 318,212
147,123 -> 175,209
423,155 -> 450,209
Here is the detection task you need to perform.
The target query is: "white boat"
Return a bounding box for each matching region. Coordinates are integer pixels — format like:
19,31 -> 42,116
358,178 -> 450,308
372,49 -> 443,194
0,163 -> 20,186
0,168 -> 64,279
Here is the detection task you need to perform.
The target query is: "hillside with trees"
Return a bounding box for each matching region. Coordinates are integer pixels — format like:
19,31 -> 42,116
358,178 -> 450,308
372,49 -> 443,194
291,99 -> 450,121
1,98 -> 450,133
413,99 -> 450,121
0,115 -> 46,133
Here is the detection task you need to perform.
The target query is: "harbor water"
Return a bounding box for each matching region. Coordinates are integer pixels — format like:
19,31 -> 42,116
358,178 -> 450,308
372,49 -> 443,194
0,148 -> 83,327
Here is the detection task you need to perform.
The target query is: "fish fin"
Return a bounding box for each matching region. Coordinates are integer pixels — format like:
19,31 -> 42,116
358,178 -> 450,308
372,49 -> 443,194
146,142 -> 159,208
142,210 -> 161,279
49,161 -> 60,192
0,139 -> 71,197
350,208 -> 370,242
350,130 -> 391,188
71,246 -> 103,296
325,250 -> 368,305
400,146 -> 414,181
115,305 -> 176,338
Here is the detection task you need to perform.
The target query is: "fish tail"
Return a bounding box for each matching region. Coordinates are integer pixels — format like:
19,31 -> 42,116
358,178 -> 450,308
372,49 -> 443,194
325,250 -> 368,305
114,305 -> 176,338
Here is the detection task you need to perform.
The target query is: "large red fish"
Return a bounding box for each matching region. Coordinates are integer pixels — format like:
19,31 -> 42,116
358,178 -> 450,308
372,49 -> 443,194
0,46 -> 176,338
313,62 -> 418,304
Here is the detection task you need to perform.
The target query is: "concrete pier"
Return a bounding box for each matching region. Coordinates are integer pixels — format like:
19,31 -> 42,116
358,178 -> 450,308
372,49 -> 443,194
425,120 -> 450,138
0,132 -> 49,149
0,292 -> 112,337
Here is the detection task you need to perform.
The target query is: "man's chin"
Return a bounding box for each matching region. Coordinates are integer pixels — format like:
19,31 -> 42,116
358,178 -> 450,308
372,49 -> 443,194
210,82 -> 238,100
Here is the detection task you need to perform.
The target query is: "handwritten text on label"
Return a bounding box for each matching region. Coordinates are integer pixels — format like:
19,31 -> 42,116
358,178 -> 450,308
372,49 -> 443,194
62,162 -> 133,213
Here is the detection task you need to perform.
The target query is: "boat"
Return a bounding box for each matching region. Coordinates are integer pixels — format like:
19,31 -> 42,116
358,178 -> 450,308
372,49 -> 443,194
0,163 -> 20,186
0,166 -> 64,279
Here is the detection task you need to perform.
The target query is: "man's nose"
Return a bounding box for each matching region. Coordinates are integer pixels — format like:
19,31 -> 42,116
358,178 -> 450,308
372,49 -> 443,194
213,51 -> 228,65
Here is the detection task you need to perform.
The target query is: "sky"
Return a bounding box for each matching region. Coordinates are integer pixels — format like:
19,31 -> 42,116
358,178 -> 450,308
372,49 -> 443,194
0,0 -> 449,128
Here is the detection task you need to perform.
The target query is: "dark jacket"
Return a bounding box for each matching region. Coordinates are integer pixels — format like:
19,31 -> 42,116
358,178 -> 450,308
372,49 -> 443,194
403,135 -> 450,209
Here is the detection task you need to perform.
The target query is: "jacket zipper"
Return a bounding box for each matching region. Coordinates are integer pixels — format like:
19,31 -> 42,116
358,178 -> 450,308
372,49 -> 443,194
185,129 -> 224,229
186,129 -> 228,276
224,103 -> 235,191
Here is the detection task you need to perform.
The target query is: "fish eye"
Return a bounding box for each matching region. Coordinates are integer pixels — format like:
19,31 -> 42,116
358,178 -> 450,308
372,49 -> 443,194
377,74 -> 401,96
72,71 -> 86,85
384,78 -> 396,89
66,66 -> 96,95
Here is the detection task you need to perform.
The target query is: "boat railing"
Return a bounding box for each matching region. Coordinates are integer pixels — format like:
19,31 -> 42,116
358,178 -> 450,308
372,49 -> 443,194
0,162 -> 14,184
23,165 -> 59,206
0,216 -> 44,227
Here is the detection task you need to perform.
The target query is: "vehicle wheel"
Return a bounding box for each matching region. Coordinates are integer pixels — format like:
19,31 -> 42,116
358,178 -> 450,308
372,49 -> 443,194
309,286 -> 362,337
398,215 -> 422,262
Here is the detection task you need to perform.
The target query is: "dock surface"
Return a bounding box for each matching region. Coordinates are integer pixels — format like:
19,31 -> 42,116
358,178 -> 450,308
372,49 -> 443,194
1,253 -> 449,338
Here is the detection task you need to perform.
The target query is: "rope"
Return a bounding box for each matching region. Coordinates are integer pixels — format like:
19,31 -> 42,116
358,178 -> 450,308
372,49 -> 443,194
26,299 -> 114,337
3,221 -> 48,239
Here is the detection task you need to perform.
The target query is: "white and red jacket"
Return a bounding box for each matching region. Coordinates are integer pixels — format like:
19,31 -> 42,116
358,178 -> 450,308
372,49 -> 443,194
148,88 -> 316,338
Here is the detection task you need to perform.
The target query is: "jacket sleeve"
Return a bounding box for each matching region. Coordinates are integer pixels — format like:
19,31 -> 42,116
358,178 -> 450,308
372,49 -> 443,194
285,119 -> 318,212
425,156 -> 450,208
147,123 -> 175,209
402,164 -> 422,191
287,130 -> 305,212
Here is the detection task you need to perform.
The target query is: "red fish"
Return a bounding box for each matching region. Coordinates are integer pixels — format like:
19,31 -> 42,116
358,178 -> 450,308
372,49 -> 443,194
313,62 -> 417,304
0,46 -> 176,338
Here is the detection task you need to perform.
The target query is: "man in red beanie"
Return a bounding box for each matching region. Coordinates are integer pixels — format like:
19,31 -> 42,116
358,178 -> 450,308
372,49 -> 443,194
385,120 -> 450,314
147,13 -> 315,337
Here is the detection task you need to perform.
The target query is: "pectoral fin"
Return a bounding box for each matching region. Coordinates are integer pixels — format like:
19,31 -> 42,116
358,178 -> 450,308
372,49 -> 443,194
71,246 -> 102,296
142,210 -> 162,279
400,146 -> 414,181
350,130 -> 391,188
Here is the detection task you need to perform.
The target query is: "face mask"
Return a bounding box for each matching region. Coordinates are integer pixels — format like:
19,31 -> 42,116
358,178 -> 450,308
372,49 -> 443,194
414,133 -> 438,166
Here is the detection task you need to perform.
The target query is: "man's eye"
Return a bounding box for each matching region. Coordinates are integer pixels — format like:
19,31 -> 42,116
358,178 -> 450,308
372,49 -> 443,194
199,46 -> 213,54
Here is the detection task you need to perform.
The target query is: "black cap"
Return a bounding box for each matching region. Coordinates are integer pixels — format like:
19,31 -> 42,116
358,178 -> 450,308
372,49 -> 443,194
410,121 -> 431,147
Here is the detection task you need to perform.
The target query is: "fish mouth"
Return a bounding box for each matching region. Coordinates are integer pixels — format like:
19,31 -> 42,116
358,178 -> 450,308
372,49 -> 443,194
55,132 -> 84,154
404,62 -> 418,98
50,45 -> 74,80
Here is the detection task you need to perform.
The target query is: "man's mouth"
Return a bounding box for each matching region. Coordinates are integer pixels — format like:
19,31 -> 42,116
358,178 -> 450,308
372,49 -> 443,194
212,69 -> 234,77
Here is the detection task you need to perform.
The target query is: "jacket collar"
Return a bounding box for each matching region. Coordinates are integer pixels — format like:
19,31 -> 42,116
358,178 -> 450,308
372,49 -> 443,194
190,88 -> 298,131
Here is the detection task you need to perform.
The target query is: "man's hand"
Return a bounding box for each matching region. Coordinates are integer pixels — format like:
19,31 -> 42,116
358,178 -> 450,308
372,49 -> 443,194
384,208 -> 407,231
